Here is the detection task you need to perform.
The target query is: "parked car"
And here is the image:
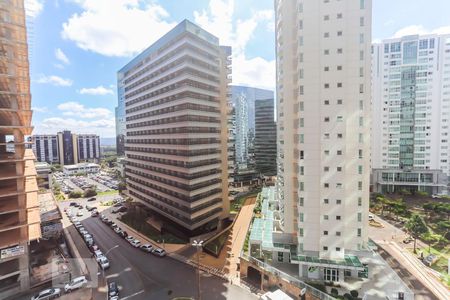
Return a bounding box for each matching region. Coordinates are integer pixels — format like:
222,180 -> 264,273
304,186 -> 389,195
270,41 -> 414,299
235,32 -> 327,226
69,202 -> 77,207
107,281 -> 119,300
98,256 -> 110,269
113,203 -> 122,208
74,222 -> 82,228
94,250 -> 104,262
118,230 -> 128,238
114,227 -> 122,234
91,211 -> 99,217
64,276 -> 88,293
76,211 -> 83,217
31,288 -> 61,300
88,197 -> 96,202
112,206 -> 127,214
125,236 -> 134,243
110,223 -> 118,229
368,214 -> 374,221
89,244 -> 100,253
129,239 -> 141,248
85,205 -> 95,211
403,237 -> 414,244
152,248 -> 166,257
140,244 -> 153,253
79,229 -> 88,236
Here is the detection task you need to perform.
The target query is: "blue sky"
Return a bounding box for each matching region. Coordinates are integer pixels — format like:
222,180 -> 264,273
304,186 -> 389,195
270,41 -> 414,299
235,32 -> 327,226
26,0 -> 450,137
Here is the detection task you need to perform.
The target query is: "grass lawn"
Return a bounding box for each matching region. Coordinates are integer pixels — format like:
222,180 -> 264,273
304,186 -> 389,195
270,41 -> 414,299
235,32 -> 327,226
418,246 -> 450,287
98,190 -> 119,196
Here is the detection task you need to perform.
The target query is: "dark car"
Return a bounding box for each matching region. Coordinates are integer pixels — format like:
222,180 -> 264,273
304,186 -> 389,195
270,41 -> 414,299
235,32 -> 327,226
119,231 -> 128,238
69,202 -> 77,206
112,206 -> 127,214
87,197 -> 96,202
86,205 -> 95,211
89,244 -> 100,253
113,203 -> 122,208
106,220 -> 114,226
108,281 -> 119,299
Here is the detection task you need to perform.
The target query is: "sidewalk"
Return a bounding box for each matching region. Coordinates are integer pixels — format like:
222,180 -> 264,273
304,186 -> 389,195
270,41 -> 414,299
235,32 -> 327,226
370,215 -> 450,299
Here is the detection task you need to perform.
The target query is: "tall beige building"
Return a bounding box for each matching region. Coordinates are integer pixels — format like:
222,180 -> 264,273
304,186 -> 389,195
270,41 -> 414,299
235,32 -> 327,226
274,0 -> 372,281
0,0 -> 41,298
120,20 -> 230,235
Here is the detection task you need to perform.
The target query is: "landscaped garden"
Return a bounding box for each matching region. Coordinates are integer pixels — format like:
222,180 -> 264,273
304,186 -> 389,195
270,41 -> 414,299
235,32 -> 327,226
371,192 -> 450,286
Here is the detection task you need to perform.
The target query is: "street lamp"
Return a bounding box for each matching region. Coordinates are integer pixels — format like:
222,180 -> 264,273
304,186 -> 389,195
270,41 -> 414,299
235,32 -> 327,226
192,240 -> 203,300
101,245 -> 119,285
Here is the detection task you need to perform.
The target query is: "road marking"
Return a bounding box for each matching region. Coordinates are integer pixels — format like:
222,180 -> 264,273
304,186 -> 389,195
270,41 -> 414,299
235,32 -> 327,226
120,289 -> 145,300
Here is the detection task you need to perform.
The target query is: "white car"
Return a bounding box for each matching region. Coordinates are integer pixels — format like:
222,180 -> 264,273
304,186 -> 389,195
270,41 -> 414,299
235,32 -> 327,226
74,222 -> 82,228
77,211 -> 83,217
94,250 -> 104,262
140,244 -> 153,253
125,236 -> 134,242
98,256 -> 110,269
129,239 -> 141,248
152,248 -> 166,257
31,288 -> 61,300
64,276 -> 88,293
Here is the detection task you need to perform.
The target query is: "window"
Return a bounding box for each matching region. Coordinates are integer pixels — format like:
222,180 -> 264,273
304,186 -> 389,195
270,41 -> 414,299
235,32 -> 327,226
324,100 -> 330,105
360,50 -> 364,60
324,183 -> 329,188
324,198 -> 329,204
300,150 -> 304,159
419,39 -> 428,49
337,13 -> 342,19
359,84 -> 364,93
324,268 -> 338,282
336,216 -> 341,221
299,182 -> 304,191
299,69 -> 304,78
336,183 -> 342,189
337,150 -> 342,155
358,181 -> 363,190
360,33 -> 364,43
359,100 -> 364,110
337,31 -> 343,36
324,66 -> 329,71
337,99 -> 343,104
337,83 -> 343,88
358,213 -> 362,222
324,166 -> 329,172
336,231 -> 341,236
430,38 -> 435,49
324,32 -> 330,38
299,228 -> 304,237
299,102 -> 304,111
324,231 -> 328,235
299,134 -> 304,143
359,117 -> 364,126
337,166 -> 342,172
300,53 -> 304,62
390,42 -> 401,52
324,15 -> 330,21
384,44 -> 389,53
278,252 -> 284,262
324,133 -> 330,139
299,118 -> 304,127
337,65 -> 342,70
299,197 -> 304,206
324,117 -> 330,122
337,133 -> 343,138
336,199 -> 342,205
298,3 -> 303,13
360,17 -> 365,26
299,86 -> 304,95
359,149 -> 363,158
324,150 -> 330,155
300,213 -> 304,222
324,215 -> 329,220
300,166 -> 304,175
337,116 -> 343,122
299,36 -> 304,46
357,228 -> 362,237
336,247 -> 341,252
337,48 -> 343,54
358,165 -> 363,174
324,49 -> 330,55
358,197 -> 362,206
359,67 -> 364,77
360,0 -> 365,9
324,83 -> 330,88
323,246 -> 328,251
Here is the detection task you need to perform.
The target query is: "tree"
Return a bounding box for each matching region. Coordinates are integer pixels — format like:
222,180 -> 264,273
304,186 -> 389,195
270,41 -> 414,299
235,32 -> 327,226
83,188 -> 97,198
405,214 -> 429,253
421,232 -> 443,252
69,191 -> 83,199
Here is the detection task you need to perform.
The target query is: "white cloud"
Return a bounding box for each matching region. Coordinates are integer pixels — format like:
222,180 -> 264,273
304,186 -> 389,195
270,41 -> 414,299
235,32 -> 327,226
25,0 -> 44,19
194,0 -> 275,90
55,48 -> 70,65
393,25 -> 450,38
34,117 -> 115,137
57,101 -> 112,119
32,106 -> 48,113
35,74 -> 73,86
79,85 -> 114,96
61,0 -> 176,57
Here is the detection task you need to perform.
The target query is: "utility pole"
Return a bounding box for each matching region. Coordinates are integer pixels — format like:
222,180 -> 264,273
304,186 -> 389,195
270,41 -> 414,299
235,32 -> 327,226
192,240 -> 203,300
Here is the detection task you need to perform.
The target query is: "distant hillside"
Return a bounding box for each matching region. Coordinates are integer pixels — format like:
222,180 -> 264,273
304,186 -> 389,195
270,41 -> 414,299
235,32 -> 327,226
100,137 -> 116,147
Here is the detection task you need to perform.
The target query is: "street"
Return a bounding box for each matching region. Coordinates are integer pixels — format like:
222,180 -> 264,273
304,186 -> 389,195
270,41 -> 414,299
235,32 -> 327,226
59,197 -> 257,300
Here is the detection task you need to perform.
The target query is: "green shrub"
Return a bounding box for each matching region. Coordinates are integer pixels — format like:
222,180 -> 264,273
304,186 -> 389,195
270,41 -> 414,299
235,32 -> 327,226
416,191 -> 429,197
350,290 -> 358,298
330,288 -> 339,296
69,191 -> 82,198
83,188 -> 97,197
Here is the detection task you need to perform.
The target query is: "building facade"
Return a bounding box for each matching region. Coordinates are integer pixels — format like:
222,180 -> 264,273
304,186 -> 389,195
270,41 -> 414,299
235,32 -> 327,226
31,135 -> 59,164
0,0 -> 41,297
266,0 -> 372,282
231,86 -> 274,171
372,34 -> 450,194
29,131 -> 100,165
77,134 -> 100,162
255,98 -> 276,176
115,82 -> 126,156
120,20 -> 230,235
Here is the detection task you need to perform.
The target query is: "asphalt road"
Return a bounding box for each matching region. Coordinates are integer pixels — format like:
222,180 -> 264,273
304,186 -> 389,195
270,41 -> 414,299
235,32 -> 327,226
60,199 -> 257,300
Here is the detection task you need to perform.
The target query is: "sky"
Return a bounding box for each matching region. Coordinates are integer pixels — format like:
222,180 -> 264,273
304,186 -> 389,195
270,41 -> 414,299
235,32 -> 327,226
26,0 -> 450,138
